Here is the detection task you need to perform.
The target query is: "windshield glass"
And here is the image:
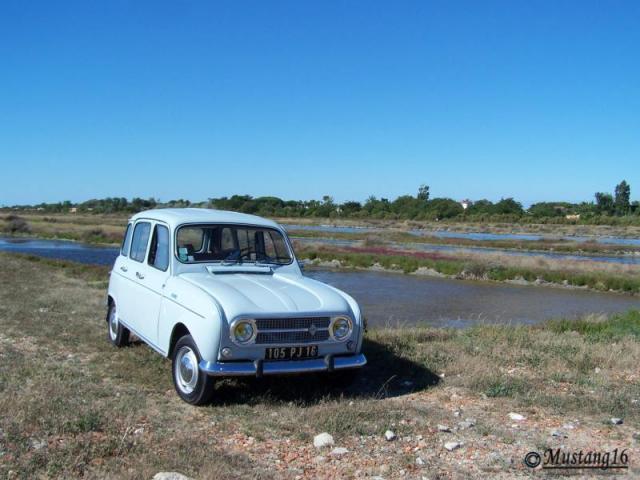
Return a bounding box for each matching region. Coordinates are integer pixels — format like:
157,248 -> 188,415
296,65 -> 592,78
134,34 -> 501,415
176,224 -> 293,265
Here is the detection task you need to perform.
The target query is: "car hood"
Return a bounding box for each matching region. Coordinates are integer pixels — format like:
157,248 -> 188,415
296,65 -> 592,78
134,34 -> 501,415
179,271 -> 352,320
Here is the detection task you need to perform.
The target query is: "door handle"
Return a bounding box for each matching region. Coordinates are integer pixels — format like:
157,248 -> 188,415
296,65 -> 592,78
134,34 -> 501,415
136,272 -> 145,279
120,266 -> 128,272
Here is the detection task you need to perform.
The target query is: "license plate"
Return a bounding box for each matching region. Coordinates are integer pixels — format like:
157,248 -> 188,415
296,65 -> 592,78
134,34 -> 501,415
265,345 -> 318,361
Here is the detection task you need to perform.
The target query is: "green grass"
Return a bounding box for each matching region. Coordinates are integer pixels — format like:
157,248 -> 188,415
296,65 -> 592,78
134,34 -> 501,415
546,310 -> 640,340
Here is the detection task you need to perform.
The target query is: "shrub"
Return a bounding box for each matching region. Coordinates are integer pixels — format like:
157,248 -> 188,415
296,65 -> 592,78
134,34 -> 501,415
5,216 -> 31,234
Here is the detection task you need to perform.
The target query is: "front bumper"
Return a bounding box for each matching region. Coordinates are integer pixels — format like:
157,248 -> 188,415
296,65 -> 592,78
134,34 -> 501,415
199,353 -> 367,377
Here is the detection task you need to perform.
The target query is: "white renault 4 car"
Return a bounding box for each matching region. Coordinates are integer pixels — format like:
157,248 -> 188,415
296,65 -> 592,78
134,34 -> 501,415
106,208 -> 366,404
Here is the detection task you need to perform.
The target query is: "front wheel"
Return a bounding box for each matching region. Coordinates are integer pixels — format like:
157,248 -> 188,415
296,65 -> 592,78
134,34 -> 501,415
107,302 -> 130,347
172,335 -> 215,405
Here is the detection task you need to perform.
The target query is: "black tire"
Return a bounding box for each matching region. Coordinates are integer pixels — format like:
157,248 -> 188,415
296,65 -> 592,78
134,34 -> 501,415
107,301 -> 130,347
171,334 -> 215,405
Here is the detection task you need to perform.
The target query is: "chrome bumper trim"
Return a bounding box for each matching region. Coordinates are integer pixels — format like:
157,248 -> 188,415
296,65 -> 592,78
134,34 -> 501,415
199,353 -> 367,377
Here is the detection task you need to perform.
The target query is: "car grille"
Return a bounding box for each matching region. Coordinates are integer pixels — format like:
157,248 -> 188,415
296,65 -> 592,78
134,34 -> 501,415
256,330 -> 330,344
254,316 -> 331,344
256,317 -> 330,330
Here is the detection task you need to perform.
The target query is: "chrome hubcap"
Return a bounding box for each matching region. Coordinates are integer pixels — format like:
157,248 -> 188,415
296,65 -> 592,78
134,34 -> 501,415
109,306 -> 118,340
175,346 -> 199,395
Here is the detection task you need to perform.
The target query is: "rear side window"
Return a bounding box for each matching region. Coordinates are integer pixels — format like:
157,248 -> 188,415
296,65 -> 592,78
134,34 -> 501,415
130,222 -> 151,263
148,225 -> 170,271
120,224 -> 132,257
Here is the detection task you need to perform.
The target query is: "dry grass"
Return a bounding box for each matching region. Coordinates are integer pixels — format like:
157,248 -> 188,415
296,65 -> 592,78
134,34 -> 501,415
1,254 -> 639,478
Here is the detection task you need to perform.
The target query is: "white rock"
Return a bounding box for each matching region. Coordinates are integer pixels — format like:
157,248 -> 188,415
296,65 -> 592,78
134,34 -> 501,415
313,432 -> 335,448
562,423 -> 576,430
437,424 -> 451,432
415,456 -> 425,466
29,439 -> 46,451
384,430 -> 396,441
458,419 -> 475,429
152,473 -> 194,480
330,447 -> 349,457
444,441 -> 462,451
508,412 -> 525,421
611,418 -> 623,425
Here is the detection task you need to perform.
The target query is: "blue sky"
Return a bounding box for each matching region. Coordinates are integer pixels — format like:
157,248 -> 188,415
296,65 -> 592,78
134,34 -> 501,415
1,1 -> 639,206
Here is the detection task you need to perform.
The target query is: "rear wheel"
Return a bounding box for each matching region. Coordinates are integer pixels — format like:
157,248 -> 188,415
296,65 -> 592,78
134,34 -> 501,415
107,301 -> 130,347
172,334 -> 215,405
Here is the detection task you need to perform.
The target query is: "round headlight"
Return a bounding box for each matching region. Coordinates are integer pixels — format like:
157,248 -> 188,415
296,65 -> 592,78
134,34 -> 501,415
331,316 -> 352,341
231,319 -> 256,344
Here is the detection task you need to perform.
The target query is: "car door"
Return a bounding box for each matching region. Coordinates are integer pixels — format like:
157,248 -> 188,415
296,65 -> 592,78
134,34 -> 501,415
124,220 -> 162,345
143,223 -> 172,344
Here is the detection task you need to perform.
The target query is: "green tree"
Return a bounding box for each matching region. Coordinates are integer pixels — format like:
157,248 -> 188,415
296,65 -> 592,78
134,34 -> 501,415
595,192 -> 615,215
417,184 -> 430,202
614,180 -> 631,215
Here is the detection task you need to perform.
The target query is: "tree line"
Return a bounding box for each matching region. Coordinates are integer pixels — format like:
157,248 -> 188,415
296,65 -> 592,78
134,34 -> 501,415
4,181 -> 639,223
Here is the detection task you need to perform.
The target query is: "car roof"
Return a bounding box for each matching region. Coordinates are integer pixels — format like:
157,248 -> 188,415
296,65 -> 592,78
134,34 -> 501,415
129,208 -> 281,229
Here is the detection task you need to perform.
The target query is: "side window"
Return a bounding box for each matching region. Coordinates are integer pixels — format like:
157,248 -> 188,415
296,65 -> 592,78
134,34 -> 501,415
220,227 -> 235,250
130,222 -> 151,263
148,225 -> 170,271
121,224 -> 133,257
177,227 -> 204,253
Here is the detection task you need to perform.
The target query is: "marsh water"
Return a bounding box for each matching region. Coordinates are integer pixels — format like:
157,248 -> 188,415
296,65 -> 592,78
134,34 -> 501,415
2,236 -> 638,327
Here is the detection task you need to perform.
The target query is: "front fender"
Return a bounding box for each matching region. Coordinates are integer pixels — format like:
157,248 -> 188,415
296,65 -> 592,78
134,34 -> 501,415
320,283 -> 365,352
158,277 -> 223,363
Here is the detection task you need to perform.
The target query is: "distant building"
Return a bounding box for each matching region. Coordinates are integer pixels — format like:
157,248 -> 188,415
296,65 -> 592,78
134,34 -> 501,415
460,199 -> 471,210
565,214 -> 580,220
69,207 -> 77,213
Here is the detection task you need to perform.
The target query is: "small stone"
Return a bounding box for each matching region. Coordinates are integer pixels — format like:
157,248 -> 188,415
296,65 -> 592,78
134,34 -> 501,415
453,410 -> 461,417
415,456 -> 425,466
562,423 -> 575,430
29,439 -> 46,451
444,441 -> 462,451
152,473 -> 194,480
508,412 -> 525,421
611,418 -> 623,425
384,430 -> 396,441
437,424 -> 451,432
134,427 -> 144,435
330,447 -> 349,457
313,432 -> 335,448
594,367 -> 601,373
458,419 -> 475,429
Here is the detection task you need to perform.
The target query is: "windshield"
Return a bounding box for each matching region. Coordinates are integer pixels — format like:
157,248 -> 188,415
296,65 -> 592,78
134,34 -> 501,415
175,224 -> 293,265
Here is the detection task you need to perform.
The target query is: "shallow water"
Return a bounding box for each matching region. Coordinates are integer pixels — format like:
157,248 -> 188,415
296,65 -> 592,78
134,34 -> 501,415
310,269 -> 640,327
1,237 -> 637,327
